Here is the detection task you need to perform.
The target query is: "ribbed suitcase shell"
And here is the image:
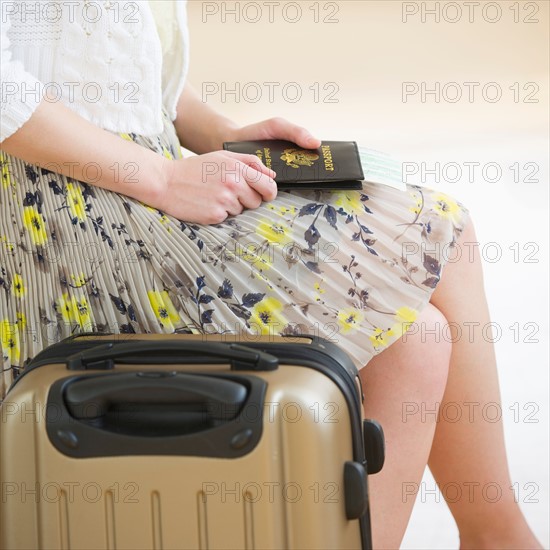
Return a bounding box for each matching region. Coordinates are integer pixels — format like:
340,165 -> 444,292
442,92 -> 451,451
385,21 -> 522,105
0,334 -> 372,549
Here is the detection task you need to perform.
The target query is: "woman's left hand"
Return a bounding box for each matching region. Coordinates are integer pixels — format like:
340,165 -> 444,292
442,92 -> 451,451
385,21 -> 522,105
224,117 -> 322,150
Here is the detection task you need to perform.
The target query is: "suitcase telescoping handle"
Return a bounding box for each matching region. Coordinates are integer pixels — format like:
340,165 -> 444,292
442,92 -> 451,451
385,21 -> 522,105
66,340 -> 279,371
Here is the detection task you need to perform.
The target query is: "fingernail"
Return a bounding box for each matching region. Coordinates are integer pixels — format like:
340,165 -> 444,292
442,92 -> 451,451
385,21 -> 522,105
305,137 -> 317,148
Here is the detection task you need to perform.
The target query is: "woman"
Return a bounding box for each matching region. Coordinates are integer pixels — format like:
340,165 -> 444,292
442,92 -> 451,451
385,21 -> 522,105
0,1 -> 541,548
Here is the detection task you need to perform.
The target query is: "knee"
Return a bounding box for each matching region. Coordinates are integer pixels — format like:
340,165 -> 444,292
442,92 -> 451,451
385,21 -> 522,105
360,303 -> 452,406
401,303 -> 452,403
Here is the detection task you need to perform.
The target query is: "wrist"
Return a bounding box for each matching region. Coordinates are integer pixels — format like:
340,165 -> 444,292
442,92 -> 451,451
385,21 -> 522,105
134,151 -> 175,210
210,117 -> 240,150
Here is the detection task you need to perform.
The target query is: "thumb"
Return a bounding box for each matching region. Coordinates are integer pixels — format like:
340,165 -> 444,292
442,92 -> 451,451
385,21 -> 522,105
295,131 -> 322,150
269,119 -> 321,149
287,126 -> 322,150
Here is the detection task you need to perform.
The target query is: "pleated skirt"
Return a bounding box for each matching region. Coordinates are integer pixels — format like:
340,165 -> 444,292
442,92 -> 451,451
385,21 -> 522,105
0,109 -> 471,398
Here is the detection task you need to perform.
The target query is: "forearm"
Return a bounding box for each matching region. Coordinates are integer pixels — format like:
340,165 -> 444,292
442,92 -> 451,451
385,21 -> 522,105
173,83 -> 239,154
0,100 -> 170,205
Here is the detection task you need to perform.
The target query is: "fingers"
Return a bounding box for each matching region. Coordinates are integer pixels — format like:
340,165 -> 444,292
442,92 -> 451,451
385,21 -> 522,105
217,161 -> 271,212
219,174 -> 263,212
266,117 -> 321,149
237,186 -> 264,210
217,186 -> 244,217
197,152 -> 278,223
245,155 -> 277,179
225,202 -> 244,217
221,151 -> 276,179
217,155 -> 277,203
230,163 -> 276,205
242,165 -> 277,202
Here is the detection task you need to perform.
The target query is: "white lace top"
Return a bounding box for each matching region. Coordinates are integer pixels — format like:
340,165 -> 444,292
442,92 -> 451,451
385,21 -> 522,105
0,0 -> 190,142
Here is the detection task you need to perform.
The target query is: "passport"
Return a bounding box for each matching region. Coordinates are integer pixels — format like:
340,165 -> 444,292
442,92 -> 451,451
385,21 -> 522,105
222,140 -> 364,190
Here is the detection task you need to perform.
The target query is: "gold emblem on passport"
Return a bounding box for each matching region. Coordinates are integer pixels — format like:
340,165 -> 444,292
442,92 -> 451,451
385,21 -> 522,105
280,148 -> 320,168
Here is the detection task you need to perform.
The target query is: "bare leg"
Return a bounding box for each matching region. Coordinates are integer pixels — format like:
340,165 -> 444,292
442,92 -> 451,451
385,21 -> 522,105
360,303 -> 452,549
427,218 -> 541,549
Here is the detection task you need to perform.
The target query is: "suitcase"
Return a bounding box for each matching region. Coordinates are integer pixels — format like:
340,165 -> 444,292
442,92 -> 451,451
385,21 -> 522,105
0,333 -> 385,550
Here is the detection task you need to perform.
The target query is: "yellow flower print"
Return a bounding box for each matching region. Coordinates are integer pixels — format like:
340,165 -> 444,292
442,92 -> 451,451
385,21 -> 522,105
333,192 -> 363,216
57,293 -> 92,330
66,183 -> 87,222
391,306 -> 419,339
1,319 -> 20,364
120,133 -> 133,142
409,199 -> 422,215
58,293 -> 73,324
369,307 -> 419,350
267,204 -> 297,217
1,235 -> 15,254
250,297 -> 287,335
256,219 -> 292,246
407,190 -> 422,214
236,242 -> 273,272
313,280 -> 326,302
16,312 -> 26,330
22,206 -> 48,246
159,214 -> 172,232
337,307 -> 364,335
369,326 -> 395,349
12,273 -> 24,297
162,146 -> 173,160
1,151 -> 12,190
144,205 -> 171,231
395,306 -> 418,328
431,192 -> 461,224
70,273 -> 88,288
148,290 -> 181,331
73,297 -> 92,330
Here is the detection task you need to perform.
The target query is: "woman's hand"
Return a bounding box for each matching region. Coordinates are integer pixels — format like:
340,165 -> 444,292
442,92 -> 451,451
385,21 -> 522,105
152,151 -> 277,224
224,116 -> 322,150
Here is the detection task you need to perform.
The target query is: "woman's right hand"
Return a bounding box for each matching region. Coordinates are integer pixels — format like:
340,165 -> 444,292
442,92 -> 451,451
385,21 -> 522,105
152,151 -> 278,224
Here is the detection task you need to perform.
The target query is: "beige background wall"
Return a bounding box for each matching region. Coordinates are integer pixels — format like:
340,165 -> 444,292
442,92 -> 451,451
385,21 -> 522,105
186,0 -> 548,144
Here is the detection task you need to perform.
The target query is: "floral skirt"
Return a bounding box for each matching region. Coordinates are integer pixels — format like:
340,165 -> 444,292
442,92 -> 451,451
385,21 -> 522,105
0,110 -> 470,398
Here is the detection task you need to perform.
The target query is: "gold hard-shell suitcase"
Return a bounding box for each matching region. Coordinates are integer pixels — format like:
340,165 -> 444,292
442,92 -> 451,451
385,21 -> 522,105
0,333 -> 384,549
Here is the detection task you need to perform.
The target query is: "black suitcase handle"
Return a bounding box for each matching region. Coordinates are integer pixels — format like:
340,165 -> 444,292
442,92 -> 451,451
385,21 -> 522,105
47,370 -> 268,458
64,372 -> 247,423
66,340 -> 279,371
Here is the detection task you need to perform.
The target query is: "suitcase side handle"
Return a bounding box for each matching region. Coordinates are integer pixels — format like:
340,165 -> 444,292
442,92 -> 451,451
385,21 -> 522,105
64,372 -> 248,423
66,341 -> 279,371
